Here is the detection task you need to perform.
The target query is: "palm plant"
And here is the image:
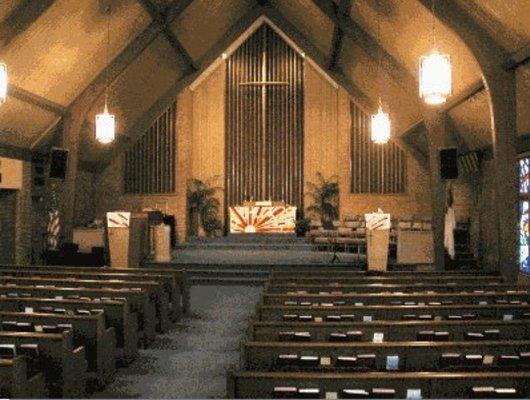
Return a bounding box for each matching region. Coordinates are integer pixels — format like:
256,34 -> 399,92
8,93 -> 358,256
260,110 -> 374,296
187,176 -> 223,237
305,172 -> 339,229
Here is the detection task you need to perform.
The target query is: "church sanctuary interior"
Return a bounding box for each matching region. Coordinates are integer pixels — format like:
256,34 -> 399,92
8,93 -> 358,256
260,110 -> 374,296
0,0 -> 529,398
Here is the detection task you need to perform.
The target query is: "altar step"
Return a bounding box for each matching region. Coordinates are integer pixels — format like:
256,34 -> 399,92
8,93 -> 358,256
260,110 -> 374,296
174,242 -> 312,251
177,234 -> 312,251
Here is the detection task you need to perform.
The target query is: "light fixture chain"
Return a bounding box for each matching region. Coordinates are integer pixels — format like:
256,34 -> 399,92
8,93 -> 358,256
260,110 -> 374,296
377,0 -> 382,108
431,0 -> 436,50
105,5 -> 111,107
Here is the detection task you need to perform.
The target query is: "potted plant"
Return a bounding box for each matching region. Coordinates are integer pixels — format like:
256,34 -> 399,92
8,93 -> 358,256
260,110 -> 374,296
305,172 -> 339,229
187,176 -> 223,237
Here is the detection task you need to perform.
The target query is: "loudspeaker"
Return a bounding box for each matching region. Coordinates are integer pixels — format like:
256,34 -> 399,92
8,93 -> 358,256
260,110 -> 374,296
440,148 -> 458,179
49,148 -> 68,180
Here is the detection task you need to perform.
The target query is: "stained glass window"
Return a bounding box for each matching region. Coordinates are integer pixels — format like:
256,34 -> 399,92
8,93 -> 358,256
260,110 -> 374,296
519,157 -> 530,273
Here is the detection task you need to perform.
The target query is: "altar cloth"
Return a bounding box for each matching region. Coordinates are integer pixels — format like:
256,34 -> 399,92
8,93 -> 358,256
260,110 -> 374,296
229,205 -> 296,234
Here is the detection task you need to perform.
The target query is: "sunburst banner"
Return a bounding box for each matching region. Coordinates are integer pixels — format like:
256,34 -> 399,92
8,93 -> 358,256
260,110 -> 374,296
229,205 -> 296,234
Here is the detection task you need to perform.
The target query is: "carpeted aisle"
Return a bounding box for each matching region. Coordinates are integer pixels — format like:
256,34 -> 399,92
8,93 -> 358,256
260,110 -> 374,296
92,285 -> 262,399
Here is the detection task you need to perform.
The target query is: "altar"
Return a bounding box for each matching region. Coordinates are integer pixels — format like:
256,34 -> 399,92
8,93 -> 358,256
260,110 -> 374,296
229,201 -> 296,234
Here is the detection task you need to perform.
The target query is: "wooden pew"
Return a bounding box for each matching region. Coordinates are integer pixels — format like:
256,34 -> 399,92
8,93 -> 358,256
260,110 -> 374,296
0,330 -> 87,397
0,284 -> 156,345
0,310 -> 116,386
0,264 -> 190,316
240,340 -> 530,371
269,275 -> 505,285
227,370 -> 530,398
0,267 -> 183,321
257,303 -> 530,321
0,296 -> 138,363
0,357 -> 47,398
0,275 -> 170,333
259,290 -> 530,306
265,282 -> 528,294
248,318 -> 530,342
270,270 -> 501,277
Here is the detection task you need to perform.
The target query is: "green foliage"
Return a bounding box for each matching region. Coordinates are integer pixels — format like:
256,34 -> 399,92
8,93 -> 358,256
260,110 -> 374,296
187,176 -> 223,236
305,172 -> 339,227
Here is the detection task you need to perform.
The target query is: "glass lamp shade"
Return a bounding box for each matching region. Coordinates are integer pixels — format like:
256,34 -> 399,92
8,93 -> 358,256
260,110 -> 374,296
95,104 -> 115,144
0,63 -> 7,104
371,107 -> 391,144
419,51 -> 452,105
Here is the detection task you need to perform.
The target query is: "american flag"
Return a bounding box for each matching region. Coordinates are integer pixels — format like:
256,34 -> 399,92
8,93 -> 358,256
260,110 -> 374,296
47,192 -> 60,250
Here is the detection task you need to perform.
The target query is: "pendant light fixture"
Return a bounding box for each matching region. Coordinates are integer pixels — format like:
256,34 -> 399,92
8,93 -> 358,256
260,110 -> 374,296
96,6 -> 115,144
0,1 -> 11,104
419,0 -> 452,105
0,62 -> 7,104
371,3 -> 390,144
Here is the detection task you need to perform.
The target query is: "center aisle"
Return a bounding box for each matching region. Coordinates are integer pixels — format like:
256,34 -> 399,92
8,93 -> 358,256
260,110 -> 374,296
93,285 -> 262,399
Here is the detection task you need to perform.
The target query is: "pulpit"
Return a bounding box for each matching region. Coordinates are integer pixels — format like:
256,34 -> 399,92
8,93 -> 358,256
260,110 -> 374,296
365,211 -> 391,272
106,211 -> 149,268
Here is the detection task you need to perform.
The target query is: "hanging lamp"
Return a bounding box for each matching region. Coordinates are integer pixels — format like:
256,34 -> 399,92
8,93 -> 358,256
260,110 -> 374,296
371,101 -> 391,144
371,3 -> 390,144
96,6 -> 115,144
0,62 -> 7,104
419,0 -> 452,105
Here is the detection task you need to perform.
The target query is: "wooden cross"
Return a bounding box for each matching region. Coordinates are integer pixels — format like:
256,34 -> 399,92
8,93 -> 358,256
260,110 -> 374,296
237,33 -> 289,199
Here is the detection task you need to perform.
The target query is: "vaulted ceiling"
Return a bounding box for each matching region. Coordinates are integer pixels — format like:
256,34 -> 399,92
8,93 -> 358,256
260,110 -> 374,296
0,0 -> 528,169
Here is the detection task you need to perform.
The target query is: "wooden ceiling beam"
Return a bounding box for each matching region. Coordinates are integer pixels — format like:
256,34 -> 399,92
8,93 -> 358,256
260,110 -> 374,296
504,42 -> 530,70
400,79 -> 485,140
137,0 -> 197,70
261,5 -> 373,111
9,84 -> 70,117
0,0 -> 55,47
0,142 -> 33,161
311,0 -> 417,95
328,0 -> 351,70
416,0 -> 509,69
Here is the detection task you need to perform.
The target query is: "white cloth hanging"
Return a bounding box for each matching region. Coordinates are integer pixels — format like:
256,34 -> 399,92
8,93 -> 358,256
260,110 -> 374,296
444,198 -> 456,260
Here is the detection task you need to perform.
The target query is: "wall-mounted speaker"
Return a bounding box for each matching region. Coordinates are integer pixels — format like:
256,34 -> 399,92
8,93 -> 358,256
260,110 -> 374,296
49,148 -> 69,180
440,148 -> 458,180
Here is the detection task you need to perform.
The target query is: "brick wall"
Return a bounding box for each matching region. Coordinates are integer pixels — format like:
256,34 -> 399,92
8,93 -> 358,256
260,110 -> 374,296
74,170 -> 96,226
0,189 -> 17,263
15,161 -> 33,264
0,160 -> 33,264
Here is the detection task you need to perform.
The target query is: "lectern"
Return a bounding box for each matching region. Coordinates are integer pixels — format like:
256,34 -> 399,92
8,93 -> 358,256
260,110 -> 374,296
365,211 -> 391,272
106,212 -> 149,268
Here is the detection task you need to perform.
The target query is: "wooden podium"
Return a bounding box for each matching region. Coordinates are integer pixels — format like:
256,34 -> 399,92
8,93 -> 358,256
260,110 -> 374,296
107,212 -> 149,268
153,224 -> 171,262
365,212 -> 391,272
